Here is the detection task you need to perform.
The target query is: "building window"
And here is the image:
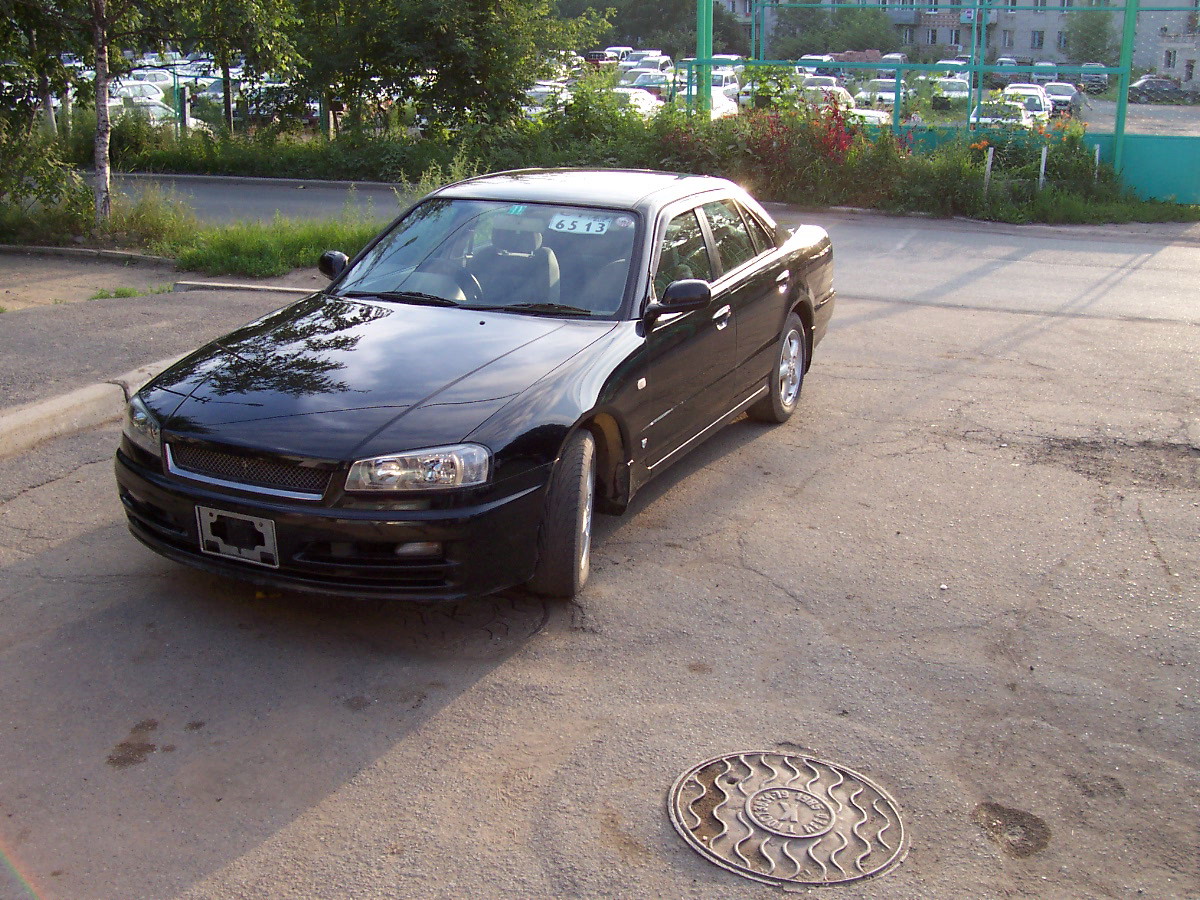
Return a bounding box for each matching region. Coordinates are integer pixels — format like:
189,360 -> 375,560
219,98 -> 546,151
742,0 -> 751,13
1031,29 -> 1045,48
903,26 -> 915,42
1003,29 -> 1015,47
927,27 -> 939,44
1057,30 -> 1068,48
1034,0 -> 1046,11
1060,0 -> 1072,7
1165,49 -> 1177,68
1185,60 -> 1195,81
950,28 -> 962,44
1006,0 -> 1017,8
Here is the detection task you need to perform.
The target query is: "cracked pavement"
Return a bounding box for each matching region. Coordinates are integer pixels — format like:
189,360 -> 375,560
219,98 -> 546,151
0,217 -> 1196,899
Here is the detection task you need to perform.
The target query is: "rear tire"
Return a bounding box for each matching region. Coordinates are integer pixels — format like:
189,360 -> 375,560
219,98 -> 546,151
527,430 -> 596,599
748,312 -> 806,424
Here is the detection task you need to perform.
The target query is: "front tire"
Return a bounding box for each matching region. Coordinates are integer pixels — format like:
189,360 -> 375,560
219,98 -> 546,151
527,429 -> 596,599
748,312 -> 807,424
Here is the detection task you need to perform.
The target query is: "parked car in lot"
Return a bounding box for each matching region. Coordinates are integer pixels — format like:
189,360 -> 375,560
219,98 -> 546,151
1079,63 -> 1109,93
619,67 -> 655,86
1002,83 -> 1051,123
854,77 -> 911,108
114,169 -> 835,601
800,85 -> 889,124
969,100 -> 1035,128
109,79 -> 165,103
990,57 -> 1019,89
1044,81 -> 1083,116
1031,62 -> 1058,84
630,70 -> 672,99
611,86 -> 663,118
934,77 -> 970,101
1128,76 -> 1190,103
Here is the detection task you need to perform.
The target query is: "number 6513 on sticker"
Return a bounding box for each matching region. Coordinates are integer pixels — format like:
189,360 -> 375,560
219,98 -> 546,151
548,212 -> 613,234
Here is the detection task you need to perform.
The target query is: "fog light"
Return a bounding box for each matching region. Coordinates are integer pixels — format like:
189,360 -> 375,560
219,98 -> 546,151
394,541 -> 441,558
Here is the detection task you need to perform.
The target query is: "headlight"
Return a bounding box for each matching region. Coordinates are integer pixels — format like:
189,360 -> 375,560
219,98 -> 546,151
345,444 -> 490,491
122,395 -> 162,458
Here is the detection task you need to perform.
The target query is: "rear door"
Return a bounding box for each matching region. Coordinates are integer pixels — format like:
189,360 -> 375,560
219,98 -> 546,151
699,198 -> 787,393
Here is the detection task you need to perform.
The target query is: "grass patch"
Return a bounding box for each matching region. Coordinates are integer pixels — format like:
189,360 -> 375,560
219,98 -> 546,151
87,285 -> 173,300
174,212 -> 385,277
103,184 -> 406,277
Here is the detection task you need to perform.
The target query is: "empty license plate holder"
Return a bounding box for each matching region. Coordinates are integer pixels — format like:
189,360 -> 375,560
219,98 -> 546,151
196,506 -> 279,568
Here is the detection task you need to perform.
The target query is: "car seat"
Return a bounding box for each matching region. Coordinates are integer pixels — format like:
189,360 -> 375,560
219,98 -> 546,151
469,226 -> 560,305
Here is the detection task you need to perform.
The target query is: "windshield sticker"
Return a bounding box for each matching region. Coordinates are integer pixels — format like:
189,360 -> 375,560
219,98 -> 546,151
548,213 -> 615,235
507,204 -> 527,215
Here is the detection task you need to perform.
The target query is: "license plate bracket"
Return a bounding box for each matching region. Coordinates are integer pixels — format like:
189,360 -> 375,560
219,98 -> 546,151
196,506 -> 279,568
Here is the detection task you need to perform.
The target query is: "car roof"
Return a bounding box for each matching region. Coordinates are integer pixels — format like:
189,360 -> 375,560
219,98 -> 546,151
435,168 -> 736,211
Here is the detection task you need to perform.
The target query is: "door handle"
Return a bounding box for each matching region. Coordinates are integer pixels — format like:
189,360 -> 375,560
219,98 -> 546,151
775,269 -> 790,283
712,304 -> 732,330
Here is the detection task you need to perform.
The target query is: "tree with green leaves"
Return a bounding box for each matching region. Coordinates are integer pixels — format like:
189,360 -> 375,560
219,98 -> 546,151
182,0 -> 301,132
7,0 -> 179,222
291,0 -> 612,128
1064,5 -> 1118,65
558,0 -> 747,60
771,7 -> 899,58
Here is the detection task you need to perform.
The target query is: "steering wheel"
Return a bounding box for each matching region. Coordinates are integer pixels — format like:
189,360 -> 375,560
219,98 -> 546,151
415,259 -> 483,305
456,270 -> 484,306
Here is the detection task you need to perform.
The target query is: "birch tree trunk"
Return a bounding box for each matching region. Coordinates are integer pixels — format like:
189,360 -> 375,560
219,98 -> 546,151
219,50 -> 234,133
92,0 -> 112,224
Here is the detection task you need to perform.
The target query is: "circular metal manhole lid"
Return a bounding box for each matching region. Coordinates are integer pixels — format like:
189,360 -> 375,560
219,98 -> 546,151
669,750 -> 907,887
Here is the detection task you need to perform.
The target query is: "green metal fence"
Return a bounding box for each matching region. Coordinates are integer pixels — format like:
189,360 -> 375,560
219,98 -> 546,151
686,0 -> 1200,202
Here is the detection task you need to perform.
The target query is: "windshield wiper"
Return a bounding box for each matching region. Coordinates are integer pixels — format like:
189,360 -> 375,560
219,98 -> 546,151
467,302 -> 594,317
339,290 -> 460,307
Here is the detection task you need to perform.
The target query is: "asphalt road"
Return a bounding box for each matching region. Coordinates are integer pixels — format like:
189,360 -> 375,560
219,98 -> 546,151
1083,96 -> 1200,137
112,173 -> 409,225
1,195 -> 1197,898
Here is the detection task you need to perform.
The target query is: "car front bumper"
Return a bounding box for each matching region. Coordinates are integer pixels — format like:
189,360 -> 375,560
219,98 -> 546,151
115,448 -> 548,602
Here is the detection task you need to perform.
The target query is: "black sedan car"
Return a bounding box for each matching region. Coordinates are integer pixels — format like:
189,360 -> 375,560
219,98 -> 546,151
115,169 -> 835,600
1128,77 -> 1191,104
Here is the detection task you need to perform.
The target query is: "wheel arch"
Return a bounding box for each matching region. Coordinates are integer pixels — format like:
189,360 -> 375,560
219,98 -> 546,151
576,410 -> 631,515
789,283 -> 815,372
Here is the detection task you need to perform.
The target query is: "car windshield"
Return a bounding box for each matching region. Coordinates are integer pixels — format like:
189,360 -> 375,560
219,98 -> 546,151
937,79 -> 968,91
863,80 -> 893,92
633,72 -> 668,85
1046,84 -> 1073,96
335,198 -> 638,317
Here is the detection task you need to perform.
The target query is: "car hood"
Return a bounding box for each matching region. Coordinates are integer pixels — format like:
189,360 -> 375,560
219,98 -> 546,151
151,295 -> 613,459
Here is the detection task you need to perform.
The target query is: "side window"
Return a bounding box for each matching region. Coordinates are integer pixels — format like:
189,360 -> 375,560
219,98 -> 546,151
740,204 -> 776,254
654,209 -> 713,297
702,200 -> 757,274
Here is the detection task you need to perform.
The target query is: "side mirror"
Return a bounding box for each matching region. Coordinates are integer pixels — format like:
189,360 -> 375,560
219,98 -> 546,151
318,250 -> 348,281
645,279 -> 710,325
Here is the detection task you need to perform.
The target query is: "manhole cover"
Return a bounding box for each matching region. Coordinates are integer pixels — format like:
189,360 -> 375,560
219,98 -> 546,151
669,750 -> 907,887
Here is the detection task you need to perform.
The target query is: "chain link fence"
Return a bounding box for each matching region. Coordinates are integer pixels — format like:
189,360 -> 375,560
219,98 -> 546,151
683,0 -> 1200,200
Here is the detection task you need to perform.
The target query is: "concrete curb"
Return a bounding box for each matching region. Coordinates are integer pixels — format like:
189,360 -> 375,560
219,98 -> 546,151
0,354 -> 185,461
173,280 -> 314,296
0,244 -> 176,265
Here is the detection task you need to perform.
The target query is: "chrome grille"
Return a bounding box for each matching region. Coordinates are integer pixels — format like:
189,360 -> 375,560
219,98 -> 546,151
168,443 -> 330,496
